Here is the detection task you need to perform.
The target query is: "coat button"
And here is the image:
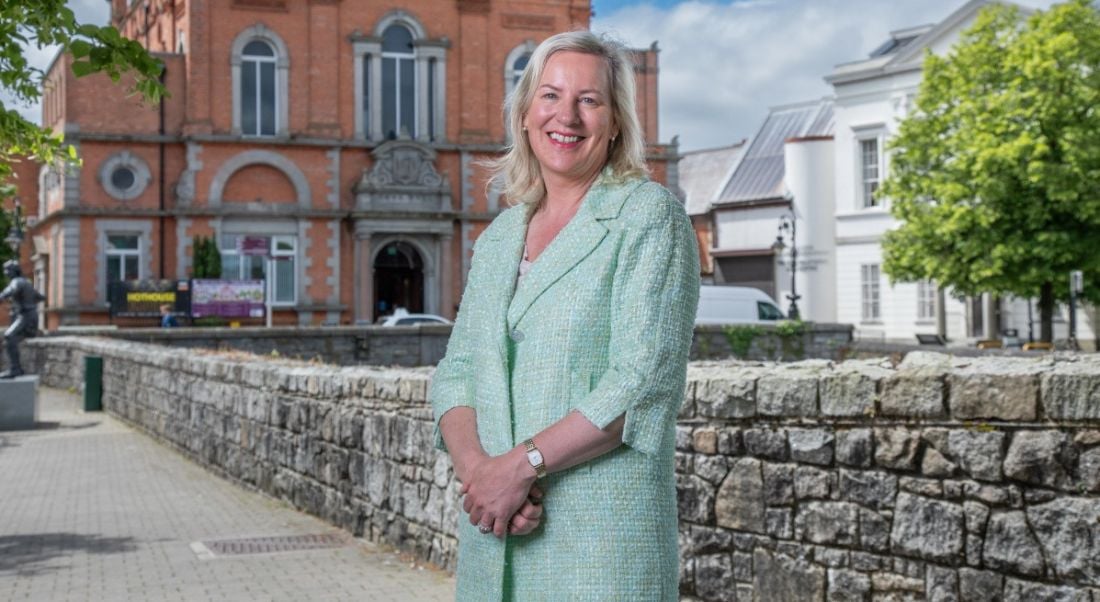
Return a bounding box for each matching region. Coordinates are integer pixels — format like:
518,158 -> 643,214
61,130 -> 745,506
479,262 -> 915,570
510,328 -> 525,343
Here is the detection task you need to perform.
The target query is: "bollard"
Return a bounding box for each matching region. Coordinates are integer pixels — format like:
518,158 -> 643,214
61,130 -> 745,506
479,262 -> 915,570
84,356 -> 103,412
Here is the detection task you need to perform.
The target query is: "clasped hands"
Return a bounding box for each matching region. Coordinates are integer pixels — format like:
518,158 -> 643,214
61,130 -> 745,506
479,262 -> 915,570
457,446 -> 543,539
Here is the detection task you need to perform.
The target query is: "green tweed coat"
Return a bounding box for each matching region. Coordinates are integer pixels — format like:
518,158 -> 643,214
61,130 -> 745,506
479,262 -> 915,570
429,173 -> 700,601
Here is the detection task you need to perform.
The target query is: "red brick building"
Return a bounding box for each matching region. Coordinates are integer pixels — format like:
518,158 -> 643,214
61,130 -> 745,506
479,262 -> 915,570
19,0 -> 676,328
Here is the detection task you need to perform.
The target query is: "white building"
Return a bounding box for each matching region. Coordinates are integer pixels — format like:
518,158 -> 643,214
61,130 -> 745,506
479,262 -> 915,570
688,0 -> 1095,346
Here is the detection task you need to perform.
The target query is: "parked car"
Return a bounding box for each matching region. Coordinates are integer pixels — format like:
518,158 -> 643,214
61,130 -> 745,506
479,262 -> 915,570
378,307 -> 453,327
695,285 -> 786,325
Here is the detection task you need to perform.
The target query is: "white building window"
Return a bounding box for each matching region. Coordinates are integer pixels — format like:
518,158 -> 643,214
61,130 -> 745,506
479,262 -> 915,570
861,264 -> 881,321
860,138 -> 880,208
917,279 -> 936,320
220,234 -> 297,305
106,234 -> 141,285
231,25 -> 290,137
353,12 -> 447,143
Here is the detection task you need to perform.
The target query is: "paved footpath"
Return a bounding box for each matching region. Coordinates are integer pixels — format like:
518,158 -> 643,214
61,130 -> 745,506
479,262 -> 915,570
0,387 -> 455,601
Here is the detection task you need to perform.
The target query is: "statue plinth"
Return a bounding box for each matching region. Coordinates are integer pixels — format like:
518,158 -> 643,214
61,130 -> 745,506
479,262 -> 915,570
0,375 -> 38,430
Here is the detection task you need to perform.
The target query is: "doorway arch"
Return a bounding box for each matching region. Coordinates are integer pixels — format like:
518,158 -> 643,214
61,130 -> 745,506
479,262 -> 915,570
373,240 -> 424,316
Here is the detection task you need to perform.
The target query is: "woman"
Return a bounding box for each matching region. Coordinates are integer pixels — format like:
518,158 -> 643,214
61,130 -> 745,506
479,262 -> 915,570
429,30 -> 699,600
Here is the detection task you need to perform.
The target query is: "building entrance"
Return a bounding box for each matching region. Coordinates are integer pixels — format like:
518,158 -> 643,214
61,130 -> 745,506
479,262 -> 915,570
374,241 -> 424,317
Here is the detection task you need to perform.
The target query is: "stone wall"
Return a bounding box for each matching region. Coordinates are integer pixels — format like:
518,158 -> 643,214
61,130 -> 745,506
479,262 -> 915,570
38,321 -> 854,367
26,339 -> 1100,600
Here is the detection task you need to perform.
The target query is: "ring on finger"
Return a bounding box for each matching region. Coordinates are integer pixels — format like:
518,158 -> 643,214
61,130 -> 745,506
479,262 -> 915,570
478,523 -> 492,534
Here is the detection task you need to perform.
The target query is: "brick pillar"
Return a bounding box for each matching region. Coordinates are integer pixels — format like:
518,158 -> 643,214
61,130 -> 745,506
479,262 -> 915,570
308,1 -> 341,136
457,0 -> 491,143
183,0 -> 213,135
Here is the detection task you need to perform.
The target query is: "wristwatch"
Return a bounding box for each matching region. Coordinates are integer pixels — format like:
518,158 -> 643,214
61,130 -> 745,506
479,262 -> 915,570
523,438 -> 547,479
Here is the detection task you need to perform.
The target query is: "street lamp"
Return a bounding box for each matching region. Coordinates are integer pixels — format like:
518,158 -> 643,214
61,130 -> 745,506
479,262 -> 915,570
4,197 -> 24,255
771,211 -> 801,320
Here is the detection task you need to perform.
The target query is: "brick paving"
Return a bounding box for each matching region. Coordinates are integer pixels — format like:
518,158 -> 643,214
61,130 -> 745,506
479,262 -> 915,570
0,386 -> 455,602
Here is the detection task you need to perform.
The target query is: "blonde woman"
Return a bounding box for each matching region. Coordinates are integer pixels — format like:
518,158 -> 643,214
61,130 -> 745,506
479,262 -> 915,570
430,30 -> 699,600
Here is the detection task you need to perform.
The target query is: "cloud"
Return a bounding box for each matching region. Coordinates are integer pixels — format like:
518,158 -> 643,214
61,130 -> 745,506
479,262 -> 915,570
594,0 -> 1056,151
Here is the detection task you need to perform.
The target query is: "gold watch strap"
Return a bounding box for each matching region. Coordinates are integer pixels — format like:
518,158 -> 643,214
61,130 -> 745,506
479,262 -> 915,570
523,438 -> 547,479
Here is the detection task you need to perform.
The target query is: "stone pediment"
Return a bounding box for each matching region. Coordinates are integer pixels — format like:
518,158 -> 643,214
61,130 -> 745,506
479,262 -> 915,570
353,140 -> 451,213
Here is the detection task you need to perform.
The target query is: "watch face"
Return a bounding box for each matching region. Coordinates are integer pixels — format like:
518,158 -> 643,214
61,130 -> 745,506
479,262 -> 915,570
528,449 -> 544,466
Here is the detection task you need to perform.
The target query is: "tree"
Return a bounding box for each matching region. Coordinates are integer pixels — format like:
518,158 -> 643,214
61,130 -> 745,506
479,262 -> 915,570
880,0 -> 1100,342
0,1 -> 165,202
192,237 -> 222,279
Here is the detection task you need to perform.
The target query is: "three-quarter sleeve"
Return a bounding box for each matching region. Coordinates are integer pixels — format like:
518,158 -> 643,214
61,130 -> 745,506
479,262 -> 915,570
572,185 -> 701,455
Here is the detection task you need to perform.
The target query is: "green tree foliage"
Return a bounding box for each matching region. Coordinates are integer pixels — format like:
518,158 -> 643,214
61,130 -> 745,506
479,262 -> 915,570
880,0 -> 1100,342
0,1 -> 165,202
192,236 -> 222,279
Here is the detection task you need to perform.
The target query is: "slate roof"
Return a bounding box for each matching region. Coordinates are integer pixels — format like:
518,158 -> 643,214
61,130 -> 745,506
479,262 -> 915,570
713,98 -> 834,205
678,142 -> 746,216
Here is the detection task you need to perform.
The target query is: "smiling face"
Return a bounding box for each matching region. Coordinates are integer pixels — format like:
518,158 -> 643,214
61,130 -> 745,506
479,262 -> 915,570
523,51 -> 617,191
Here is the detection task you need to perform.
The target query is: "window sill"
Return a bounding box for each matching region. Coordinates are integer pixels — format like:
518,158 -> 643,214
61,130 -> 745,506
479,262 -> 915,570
860,320 -> 883,325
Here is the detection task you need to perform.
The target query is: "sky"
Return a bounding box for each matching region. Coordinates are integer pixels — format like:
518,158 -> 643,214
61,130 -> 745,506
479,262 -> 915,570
9,0 -> 1060,153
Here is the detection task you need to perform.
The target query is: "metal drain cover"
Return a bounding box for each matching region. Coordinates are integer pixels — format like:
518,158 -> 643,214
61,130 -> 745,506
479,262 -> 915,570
191,532 -> 350,559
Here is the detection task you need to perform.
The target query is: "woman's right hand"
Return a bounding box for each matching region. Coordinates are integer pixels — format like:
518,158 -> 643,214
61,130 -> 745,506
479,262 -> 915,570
508,485 -> 544,535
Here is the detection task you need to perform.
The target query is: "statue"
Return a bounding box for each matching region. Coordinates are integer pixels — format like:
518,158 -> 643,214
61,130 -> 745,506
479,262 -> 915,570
0,260 -> 45,378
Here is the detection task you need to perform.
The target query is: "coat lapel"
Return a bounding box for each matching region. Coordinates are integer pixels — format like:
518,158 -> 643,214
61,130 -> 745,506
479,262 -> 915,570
480,205 -> 529,356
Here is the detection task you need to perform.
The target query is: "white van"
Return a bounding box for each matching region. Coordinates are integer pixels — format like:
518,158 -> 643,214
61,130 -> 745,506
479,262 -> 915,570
695,285 -> 786,325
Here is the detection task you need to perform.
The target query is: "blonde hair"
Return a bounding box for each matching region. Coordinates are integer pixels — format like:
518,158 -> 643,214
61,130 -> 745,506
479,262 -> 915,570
488,30 -> 648,207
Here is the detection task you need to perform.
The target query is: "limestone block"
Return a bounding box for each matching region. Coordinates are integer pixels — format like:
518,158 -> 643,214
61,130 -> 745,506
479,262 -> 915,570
948,359 -> 1044,421
827,568 -> 871,602
900,476 -> 944,497
1003,430 -> 1071,489
677,474 -> 716,524
1041,362 -> 1100,420
813,546 -> 848,568
983,511 -> 1045,577
958,568 -> 1003,602
693,554 -> 735,602
890,493 -> 965,562
1078,447 -> 1100,493
836,428 -> 873,467
757,368 -> 818,417
881,372 -> 946,418
963,501 -> 989,535
1027,497 -> 1100,585
948,430 -> 1005,482
689,525 -> 734,555
875,428 -> 921,471
732,551 -> 753,582
753,549 -> 825,602
839,469 -> 898,509
716,457 -> 765,534
762,462 -> 794,506
788,428 -> 835,466
926,565 -> 959,602
743,428 -> 788,461
694,367 -> 761,418
860,508 -> 891,553
693,427 -> 719,455
695,454 -> 731,485
793,466 -> 833,500
0,376 -> 38,430
820,360 -> 888,417
794,501 -> 860,545
717,427 -> 742,455
922,446 -> 959,478
1003,578 -> 1085,602
765,508 -> 792,539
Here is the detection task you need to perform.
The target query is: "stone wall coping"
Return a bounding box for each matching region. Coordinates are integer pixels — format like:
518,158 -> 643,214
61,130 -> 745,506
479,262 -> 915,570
32,338 -> 1100,425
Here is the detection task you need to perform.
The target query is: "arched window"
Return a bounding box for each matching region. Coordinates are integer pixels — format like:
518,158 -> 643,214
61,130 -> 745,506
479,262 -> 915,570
503,42 -> 536,141
241,41 -> 276,136
382,24 -> 416,140
352,12 -> 447,143
231,25 -> 290,137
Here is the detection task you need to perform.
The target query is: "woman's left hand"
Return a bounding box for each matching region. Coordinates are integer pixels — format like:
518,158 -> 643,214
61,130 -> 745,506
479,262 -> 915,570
461,447 -> 537,538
